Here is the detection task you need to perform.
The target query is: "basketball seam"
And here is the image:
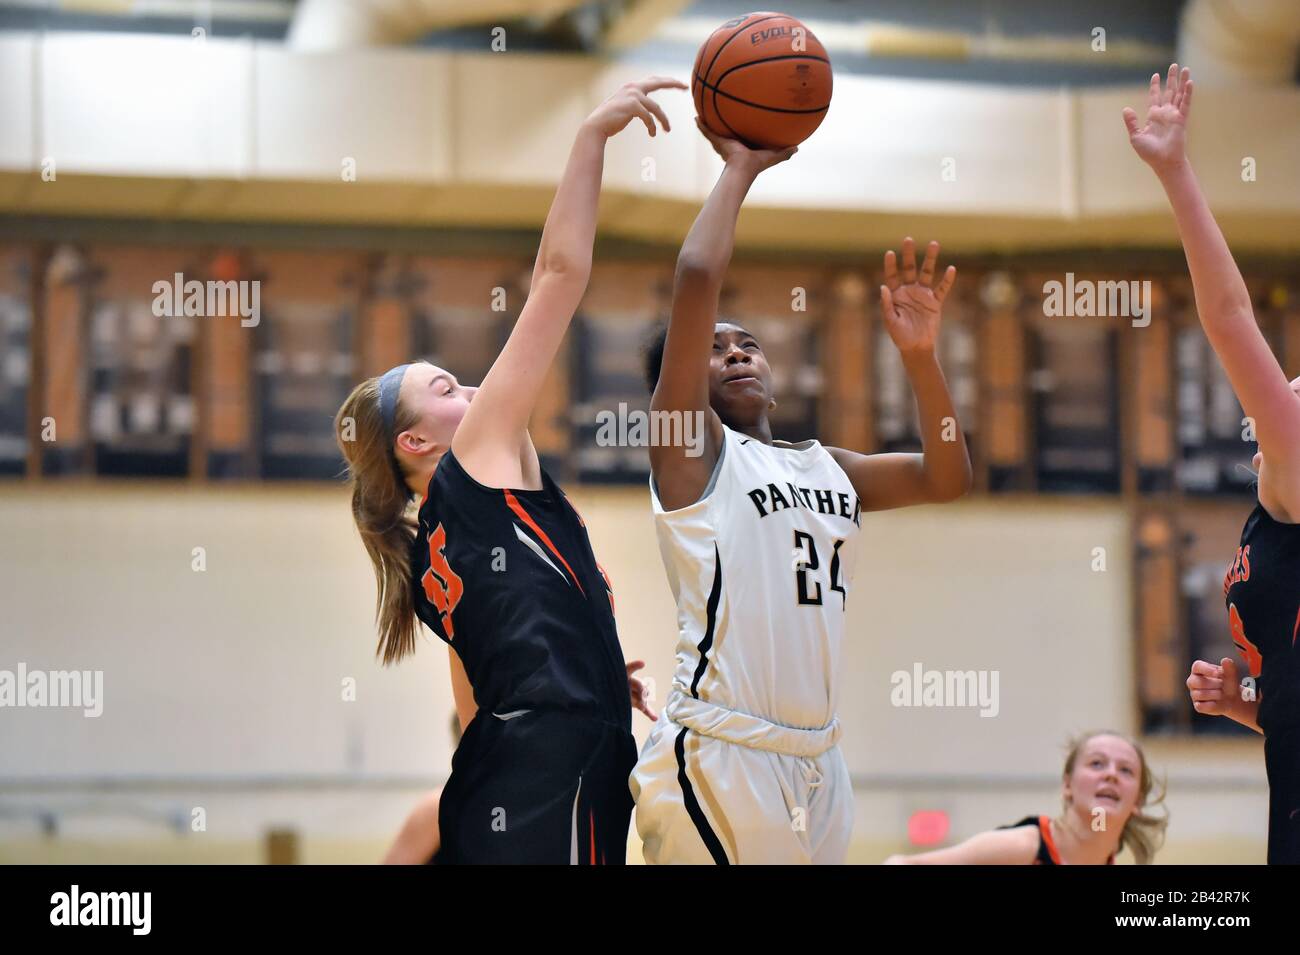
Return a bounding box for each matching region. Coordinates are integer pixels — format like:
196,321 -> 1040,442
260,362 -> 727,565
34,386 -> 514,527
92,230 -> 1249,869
713,52 -> 831,89
702,13 -> 785,88
694,74 -> 830,116
710,85 -> 747,142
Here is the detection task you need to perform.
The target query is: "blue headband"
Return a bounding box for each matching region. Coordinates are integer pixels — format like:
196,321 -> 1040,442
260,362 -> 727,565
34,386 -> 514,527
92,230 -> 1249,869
379,363 -> 412,439
379,363 -> 412,489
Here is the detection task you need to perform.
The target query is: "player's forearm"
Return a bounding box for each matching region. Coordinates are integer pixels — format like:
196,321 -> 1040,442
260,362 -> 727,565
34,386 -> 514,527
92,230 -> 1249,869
676,158 -> 759,280
903,350 -> 971,501
1155,161 -> 1252,334
531,122 -> 607,285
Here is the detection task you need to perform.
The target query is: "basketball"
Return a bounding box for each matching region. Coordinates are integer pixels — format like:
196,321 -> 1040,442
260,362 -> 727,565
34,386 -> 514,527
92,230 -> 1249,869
692,12 -> 833,150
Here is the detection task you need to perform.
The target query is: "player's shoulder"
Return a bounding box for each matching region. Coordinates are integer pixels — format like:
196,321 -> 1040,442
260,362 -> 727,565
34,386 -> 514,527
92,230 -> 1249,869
965,823 -> 1042,864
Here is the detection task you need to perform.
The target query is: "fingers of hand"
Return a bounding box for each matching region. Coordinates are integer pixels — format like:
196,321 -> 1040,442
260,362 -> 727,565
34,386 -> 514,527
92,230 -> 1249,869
628,99 -> 656,136
1164,63 -> 1179,105
1187,671 -> 1223,691
879,284 -> 895,317
934,265 -> 957,303
1121,107 -> 1140,137
901,236 -> 918,283
1191,659 -> 1223,678
1148,72 -> 1161,108
919,240 -> 939,287
634,90 -> 670,133
1179,77 -> 1194,116
635,75 -> 688,94
883,251 -> 899,291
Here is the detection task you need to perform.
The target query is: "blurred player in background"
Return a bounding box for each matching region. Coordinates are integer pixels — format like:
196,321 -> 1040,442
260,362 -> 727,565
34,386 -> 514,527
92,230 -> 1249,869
885,731 -> 1167,864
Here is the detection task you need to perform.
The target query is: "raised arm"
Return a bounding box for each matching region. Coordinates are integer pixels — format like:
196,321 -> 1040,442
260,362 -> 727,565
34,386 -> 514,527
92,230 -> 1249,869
828,239 -> 972,512
650,122 -> 794,510
454,76 -> 685,488
884,827 -> 1038,865
1125,64 -> 1300,517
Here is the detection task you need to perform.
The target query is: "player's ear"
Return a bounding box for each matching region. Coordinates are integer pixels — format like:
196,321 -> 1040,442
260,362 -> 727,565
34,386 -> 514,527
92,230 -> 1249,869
768,398 -> 777,411
397,429 -> 441,458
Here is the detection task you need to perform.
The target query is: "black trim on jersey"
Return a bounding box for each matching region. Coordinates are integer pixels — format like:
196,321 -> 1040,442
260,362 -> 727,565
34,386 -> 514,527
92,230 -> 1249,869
690,544 -> 723,698
674,726 -> 730,865
998,816 -> 1055,865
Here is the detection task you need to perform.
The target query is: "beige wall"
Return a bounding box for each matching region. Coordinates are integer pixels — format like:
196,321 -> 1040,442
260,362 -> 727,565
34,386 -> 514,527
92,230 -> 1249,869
0,484 -> 1268,860
3,34 -> 1299,251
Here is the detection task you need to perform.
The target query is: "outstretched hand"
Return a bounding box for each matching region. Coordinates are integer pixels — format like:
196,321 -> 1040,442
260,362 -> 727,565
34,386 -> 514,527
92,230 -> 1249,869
1123,63 -> 1193,173
879,238 -> 955,356
586,76 -> 687,139
695,118 -> 797,172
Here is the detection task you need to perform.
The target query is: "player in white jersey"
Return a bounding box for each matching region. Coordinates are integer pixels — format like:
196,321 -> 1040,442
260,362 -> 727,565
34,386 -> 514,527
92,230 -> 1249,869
629,121 -> 973,864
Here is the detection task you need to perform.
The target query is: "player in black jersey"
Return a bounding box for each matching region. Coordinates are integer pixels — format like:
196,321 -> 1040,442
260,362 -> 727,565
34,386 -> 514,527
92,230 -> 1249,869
1125,65 -> 1300,865
884,732 -> 1166,864
335,76 -> 681,864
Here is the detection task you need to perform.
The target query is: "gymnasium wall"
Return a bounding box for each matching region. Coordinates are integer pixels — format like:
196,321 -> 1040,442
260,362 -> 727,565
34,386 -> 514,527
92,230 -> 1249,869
0,483 -> 1269,860
2,33 -> 1300,251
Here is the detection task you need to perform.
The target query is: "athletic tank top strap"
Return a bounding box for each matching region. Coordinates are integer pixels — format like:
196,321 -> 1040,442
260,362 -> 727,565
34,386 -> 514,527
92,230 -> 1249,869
997,815 -> 1115,865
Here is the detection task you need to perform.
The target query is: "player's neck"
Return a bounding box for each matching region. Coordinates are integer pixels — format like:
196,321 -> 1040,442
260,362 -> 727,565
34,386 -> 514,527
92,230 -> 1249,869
734,419 -> 773,445
1054,812 -> 1120,865
406,451 -> 442,499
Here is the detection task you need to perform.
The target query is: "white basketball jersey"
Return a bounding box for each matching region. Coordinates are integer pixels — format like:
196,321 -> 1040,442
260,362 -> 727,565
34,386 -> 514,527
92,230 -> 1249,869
650,423 -> 862,729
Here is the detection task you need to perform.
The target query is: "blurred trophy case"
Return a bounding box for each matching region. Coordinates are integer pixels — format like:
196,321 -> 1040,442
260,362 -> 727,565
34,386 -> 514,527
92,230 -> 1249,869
37,244 -> 198,478
357,253 -> 519,454
1175,277 -> 1294,497
243,250 -> 363,480
1134,501 -> 1264,736
1024,271 -> 1123,495
0,244 -> 32,477
569,262 -> 667,484
9,241 -> 1297,504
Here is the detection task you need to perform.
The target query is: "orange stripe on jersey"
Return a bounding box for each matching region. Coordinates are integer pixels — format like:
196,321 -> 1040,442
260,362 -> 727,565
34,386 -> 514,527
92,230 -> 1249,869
597,562 -> 615,615
589,808 -> 597,865
503,489 -> 585,596
1229,603 -> 1264,677
1038,815 -> 1062,865
1293,605 -> 1300,647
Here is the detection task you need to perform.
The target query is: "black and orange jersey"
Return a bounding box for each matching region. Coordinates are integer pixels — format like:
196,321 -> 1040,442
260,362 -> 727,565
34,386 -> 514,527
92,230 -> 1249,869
1224,502 -> 1300,736
998,816 -> 1115,865
410,448 -> 629,727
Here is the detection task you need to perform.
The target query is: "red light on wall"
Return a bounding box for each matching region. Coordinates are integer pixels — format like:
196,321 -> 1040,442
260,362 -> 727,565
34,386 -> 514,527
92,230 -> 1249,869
907,810 -> 950,847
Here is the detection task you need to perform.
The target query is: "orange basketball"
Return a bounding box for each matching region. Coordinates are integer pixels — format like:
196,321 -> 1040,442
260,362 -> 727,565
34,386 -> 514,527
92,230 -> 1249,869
692,12 -> 833,150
